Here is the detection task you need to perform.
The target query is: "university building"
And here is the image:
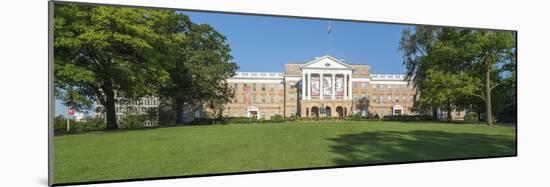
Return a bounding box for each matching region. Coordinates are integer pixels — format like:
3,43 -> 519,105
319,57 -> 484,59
94,55 -> 465,125
224,55 -> 419,119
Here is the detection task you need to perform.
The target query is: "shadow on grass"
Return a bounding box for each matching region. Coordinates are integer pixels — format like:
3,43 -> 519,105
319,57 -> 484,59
328,130 -> 516,166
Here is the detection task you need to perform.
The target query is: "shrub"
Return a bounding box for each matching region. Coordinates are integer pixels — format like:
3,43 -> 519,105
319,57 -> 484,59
270,114 -> 286,123
464,112 -> 478,121
382,115 -> 435,121
119,114 -> 147,129
54,115 -> 74,133
351,113 -> 362,121
225,117 -> 255,124
74,116 -> 106,131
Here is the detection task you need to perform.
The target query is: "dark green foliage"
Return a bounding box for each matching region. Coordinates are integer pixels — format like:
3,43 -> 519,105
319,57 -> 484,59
119,114 -> 148,129
54,115 -> 72,133
54,4 -> 237,130
399,27 -> 516,125
75,116 -> 106,131
382,115 -> 435,121
54,115 -> 106,135
351,113 -> 362,121
270,114 -> 286,123
464,112 -> 478,122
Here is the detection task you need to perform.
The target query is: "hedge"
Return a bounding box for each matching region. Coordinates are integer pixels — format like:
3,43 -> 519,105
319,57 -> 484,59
382,115 -> 435,121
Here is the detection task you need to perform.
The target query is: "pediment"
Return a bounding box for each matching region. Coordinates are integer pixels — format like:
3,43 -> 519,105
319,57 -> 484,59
301,55 -> 353,70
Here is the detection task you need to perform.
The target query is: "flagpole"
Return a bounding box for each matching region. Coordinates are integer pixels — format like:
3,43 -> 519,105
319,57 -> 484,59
66,107 -> 70,132
328,21 -> 332,55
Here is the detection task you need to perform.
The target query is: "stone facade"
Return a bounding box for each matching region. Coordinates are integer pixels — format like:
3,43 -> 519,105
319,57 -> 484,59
224,55 -> 426,119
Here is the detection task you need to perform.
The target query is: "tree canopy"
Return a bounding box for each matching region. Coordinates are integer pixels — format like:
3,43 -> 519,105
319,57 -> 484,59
399,26 -> 516,124
54,4 -> 237,129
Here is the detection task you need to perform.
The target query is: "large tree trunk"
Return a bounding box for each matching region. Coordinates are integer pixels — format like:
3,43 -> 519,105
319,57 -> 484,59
485,67 -> 493,126
447,109 -> 453,121
477,106 -> 481,122
103,83 -> 118,130
175,101 -> 184,125
445,101 -> 453,122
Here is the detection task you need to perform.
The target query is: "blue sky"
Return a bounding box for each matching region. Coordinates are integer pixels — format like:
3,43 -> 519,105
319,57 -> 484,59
57,11 -> 412,116
182,11 -> 412,73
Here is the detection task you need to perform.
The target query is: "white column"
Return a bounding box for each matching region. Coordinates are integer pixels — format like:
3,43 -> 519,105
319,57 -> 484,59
348,74 -> 353,100
301,73 -> 306,100
331,74 -> 336,100
307,73 -> 311,99
320,73 -> 324,100
344,73 -> 348,100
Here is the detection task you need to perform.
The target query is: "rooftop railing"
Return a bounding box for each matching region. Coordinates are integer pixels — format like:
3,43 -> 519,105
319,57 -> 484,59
370,74 -> 406,80
233,72 -> 284,78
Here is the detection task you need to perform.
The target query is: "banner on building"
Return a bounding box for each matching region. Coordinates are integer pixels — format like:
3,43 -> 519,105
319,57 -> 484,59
323,76 -> 332,96
244,85 -> 251,105
311,76 -> 320,96
335,76 -> 344,96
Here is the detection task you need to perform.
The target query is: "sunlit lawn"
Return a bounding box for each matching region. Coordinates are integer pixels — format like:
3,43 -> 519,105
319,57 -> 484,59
53,121 -> 516,184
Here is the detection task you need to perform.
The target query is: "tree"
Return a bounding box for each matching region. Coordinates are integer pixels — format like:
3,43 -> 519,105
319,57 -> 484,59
355,97 -> 370,117
414,70 -> 475,121
399,27 -> 516,125
206,84 -> 235,124
54,4 -> 171,129
158,19 -> 238,124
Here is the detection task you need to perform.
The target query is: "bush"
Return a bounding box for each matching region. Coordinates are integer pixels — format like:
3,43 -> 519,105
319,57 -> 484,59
119,114 -> 147,129
464,112 -> 478,121
74,116 -> 105,131
270,114 -> 286,123
54,115 -> 74,133
382,115 -> 435,121
351,113 -> 362,121
225,117 -> 255,124
54,115 -> 107,134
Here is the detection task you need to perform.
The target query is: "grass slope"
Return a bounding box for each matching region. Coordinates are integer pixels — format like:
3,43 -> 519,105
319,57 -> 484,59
53,121 -> 516,184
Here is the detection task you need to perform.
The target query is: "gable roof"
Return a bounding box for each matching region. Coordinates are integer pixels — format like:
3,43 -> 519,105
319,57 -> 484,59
301,55 -> 354,69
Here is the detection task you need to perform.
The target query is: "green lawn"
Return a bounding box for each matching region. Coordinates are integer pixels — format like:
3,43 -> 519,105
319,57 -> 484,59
53,121 -> 516,184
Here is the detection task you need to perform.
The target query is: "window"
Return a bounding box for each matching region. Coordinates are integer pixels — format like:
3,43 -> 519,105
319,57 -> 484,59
270,96 -> 274,103
361,82 -> 366,88
396,96 -> 400,102
372,95 -> 376,102
388,85 -> 392,89
279,84 -> 284,90
380,96 -> 384,102
262,96 -> 266,103
372,84 -> 377,90
361,93 -> 366,98
234,97 -> 238,103
354,82 -> 358,88
252,83 -> 256,91
353,93 -> 358,99
388,96 -> 392,102
270,84 -> 275,91
289,82 -> 295,89
279,96 -> 284,103
243,83 -> 247,91
233,83 -> 238,91
380,85 -> 385,91
261,83 -> 266,91
252,96 -> 256,104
